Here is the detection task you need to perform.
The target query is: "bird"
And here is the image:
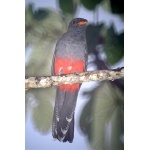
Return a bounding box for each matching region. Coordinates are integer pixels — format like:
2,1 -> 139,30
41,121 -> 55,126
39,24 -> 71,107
51,18 -> 88,143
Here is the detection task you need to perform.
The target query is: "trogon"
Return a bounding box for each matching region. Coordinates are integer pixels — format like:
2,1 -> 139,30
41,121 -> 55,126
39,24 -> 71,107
51,18 -> 88,143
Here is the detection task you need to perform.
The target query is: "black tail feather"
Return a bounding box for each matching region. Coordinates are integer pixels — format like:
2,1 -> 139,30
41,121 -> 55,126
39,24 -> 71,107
52,87 -> 79,143
63,116 -> 74,143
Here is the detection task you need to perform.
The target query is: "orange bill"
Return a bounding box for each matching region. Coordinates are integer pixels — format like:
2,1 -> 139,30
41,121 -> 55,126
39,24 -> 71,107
77,21 -> 88,26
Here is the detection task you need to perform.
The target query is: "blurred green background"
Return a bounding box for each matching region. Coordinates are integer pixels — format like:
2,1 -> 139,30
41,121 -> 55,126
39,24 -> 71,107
25,0 -> 124,150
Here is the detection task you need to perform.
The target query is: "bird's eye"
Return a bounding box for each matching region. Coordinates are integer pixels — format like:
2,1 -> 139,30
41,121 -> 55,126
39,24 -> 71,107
73,21 -> 76,24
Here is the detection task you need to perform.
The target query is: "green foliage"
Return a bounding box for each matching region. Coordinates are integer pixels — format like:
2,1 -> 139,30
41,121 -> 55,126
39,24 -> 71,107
104,25 -> 124,65
26,88 -> 55,134
32,100 -> 52,134
80,0 -> 124,16
25,4 -> 34,25
86,23 -> 124,65
58,0 -> 77,14
25,4 -> 66,76
33,9 -> 50,20
32,89 -> 53,133
80,82 -> 124,150
79,93 -> 94,141
80,0 -> 103,10
57,0 -> 124,15
86,24 -> 105,53
110,0 -> 124,14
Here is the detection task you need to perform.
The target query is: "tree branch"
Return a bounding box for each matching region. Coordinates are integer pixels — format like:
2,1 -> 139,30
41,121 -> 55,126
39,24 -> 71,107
25,67 -> 124,89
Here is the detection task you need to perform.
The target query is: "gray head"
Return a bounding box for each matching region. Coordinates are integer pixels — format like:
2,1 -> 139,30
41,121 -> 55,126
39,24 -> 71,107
68,18 -> 88,31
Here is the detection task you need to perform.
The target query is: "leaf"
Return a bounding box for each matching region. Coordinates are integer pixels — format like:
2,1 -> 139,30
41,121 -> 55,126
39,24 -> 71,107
101,0 -> 112,13
80,0 -> 103,10
25,4 -> 34,24
86,24 -> 105,54
58,0 -> 77,14
32,100 -> 52,134
30,88 -> 54,134
110,0 -> 124,14
79,96 -> 94,141
25,7 -> 66,76
80,81 -> 124,150
33,9 -> 50,20
104,25 -> 124,65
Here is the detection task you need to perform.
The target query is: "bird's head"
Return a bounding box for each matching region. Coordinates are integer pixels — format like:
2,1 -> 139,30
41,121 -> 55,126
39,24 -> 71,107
68,18 -> 88,31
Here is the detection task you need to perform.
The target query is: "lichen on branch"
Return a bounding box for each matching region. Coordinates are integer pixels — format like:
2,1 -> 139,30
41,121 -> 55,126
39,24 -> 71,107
25,67 -> 124,90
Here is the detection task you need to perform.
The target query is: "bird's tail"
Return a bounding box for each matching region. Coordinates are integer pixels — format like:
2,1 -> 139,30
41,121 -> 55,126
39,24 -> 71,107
52,86 -> 79,143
